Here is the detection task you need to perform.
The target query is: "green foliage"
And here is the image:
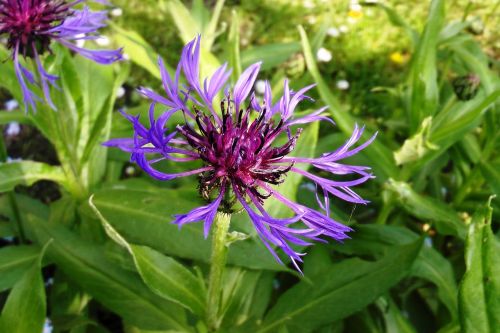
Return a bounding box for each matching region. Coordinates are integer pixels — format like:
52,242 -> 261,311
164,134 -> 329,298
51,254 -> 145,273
459,199 -> 500,332
0,242 -> 50,333
260,240 -> 423,332
0,1 -> 498,332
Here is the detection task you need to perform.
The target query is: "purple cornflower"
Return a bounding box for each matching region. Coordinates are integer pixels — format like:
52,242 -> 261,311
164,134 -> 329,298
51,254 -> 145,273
105,36 -> 376,271
0,0 -> 122,112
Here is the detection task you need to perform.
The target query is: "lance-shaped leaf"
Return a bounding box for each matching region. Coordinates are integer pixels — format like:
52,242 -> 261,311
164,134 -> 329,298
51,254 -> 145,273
25,213 -> 190,332
0,161 -> 68,193
458,198 -> 500,332
406,0 -> 445,131
0,245 -> 42,292
386,179 -> 466,239
90,196 -> 207,317
90,181 -> 284,271
0,241 -> 50,333
332,224 -> 458,322
258,239 -> 423,332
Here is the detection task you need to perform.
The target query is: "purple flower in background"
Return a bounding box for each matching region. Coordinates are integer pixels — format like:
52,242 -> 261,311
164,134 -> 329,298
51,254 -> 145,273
0,0 -> 122,112
105,36 -> 376,271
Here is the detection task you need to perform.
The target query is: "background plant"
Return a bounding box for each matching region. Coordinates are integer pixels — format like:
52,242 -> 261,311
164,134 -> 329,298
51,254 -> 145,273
0,0 -> 498,332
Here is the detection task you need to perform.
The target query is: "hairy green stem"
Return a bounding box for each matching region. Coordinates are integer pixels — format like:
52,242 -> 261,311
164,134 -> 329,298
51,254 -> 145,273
206,212 -> 231,332
0,131 -> 26,243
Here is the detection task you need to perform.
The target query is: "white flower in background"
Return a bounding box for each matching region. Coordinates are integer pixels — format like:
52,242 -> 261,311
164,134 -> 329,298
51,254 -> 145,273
43,319 -> 53,333
116,86 -> 126,99
350,3 -> 362,11
45,277 -> 54,287
95,36 -> 111,47
122,53 -> 130,60
327,27 -> 340,38
306,16 -> 317,25
255,80 -> 266,95
5,99 -> 19,111
125,166 -> 136,176
5,122 -> 20,137
6,157 -> 22,163
111,8 -> 123,17
339,25 -> 349,33
303,0 -> 315,9
74,33 -> 86,48
336,79 -> 350,90
316,47 -> 332,62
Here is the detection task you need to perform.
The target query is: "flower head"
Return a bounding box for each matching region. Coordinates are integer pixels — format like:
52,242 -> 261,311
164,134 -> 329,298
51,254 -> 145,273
0,0 -> 122,112
105,36 -> 375,271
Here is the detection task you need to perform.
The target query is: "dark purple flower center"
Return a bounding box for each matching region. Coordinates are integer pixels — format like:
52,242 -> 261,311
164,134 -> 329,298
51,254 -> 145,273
178,97 -> 301,206
0,0 -> 71,56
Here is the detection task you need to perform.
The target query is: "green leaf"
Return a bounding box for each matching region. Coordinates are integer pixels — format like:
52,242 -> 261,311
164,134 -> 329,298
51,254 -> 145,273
411,244 -> 458,321
332,224 -> 458,322
0,242 -> 50,333
0,161 -> 68,193
203,0 -> 225,50
401,90 -> 500,169
111,24 -> 161,79
377,4 -> 419,45
90,196 -> 207,317
259,240 -> 423,332
298,25 -> 398,181
386,179 -> 466,239
131,245 -> 207,317
479,162 -> 500,196
241,42 -> 301,71
25,214 -> 190,331
0,46 -> 23,102
90,181 -> 284,271
458,198 -> 500,333
0,111 -> 32,125
0,245 -> 40,292
163,0 -> 202,45
161,0 -> 221,79
406,0 -> 445,132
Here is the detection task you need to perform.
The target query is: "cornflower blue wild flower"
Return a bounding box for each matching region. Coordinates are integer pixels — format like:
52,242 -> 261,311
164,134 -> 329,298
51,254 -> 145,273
0,0 -> 122,112
105,36 -> 376,272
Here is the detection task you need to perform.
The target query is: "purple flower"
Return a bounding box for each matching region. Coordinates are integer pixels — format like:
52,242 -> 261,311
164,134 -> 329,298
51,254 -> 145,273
105,36 -> 375,271
0,0 -> 123,112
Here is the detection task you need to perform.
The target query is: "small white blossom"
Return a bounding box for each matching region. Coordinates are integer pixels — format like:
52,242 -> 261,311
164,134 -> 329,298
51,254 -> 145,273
5,122 -> 21,136
255,80 -> 266,95
350,3 -> 362,11
95,36 -> 111,47
306,16 -> 317,25
327,27 -> 340,38
116,86 -> 126,99
75,33 -> 86,48
339,25 -> 349,33
336,80 -> 350,90
125,166 -> 135,176
110,8 -> 123,17
6,157 -> 22,163
5,99 -> 19,111
316,47 -> 332,62
43,319 -> 53,333
303,0 -> 315,9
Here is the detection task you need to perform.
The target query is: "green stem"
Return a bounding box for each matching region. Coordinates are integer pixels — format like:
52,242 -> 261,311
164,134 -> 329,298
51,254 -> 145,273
206,212 -> 231,332
0,131 -> 26,243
